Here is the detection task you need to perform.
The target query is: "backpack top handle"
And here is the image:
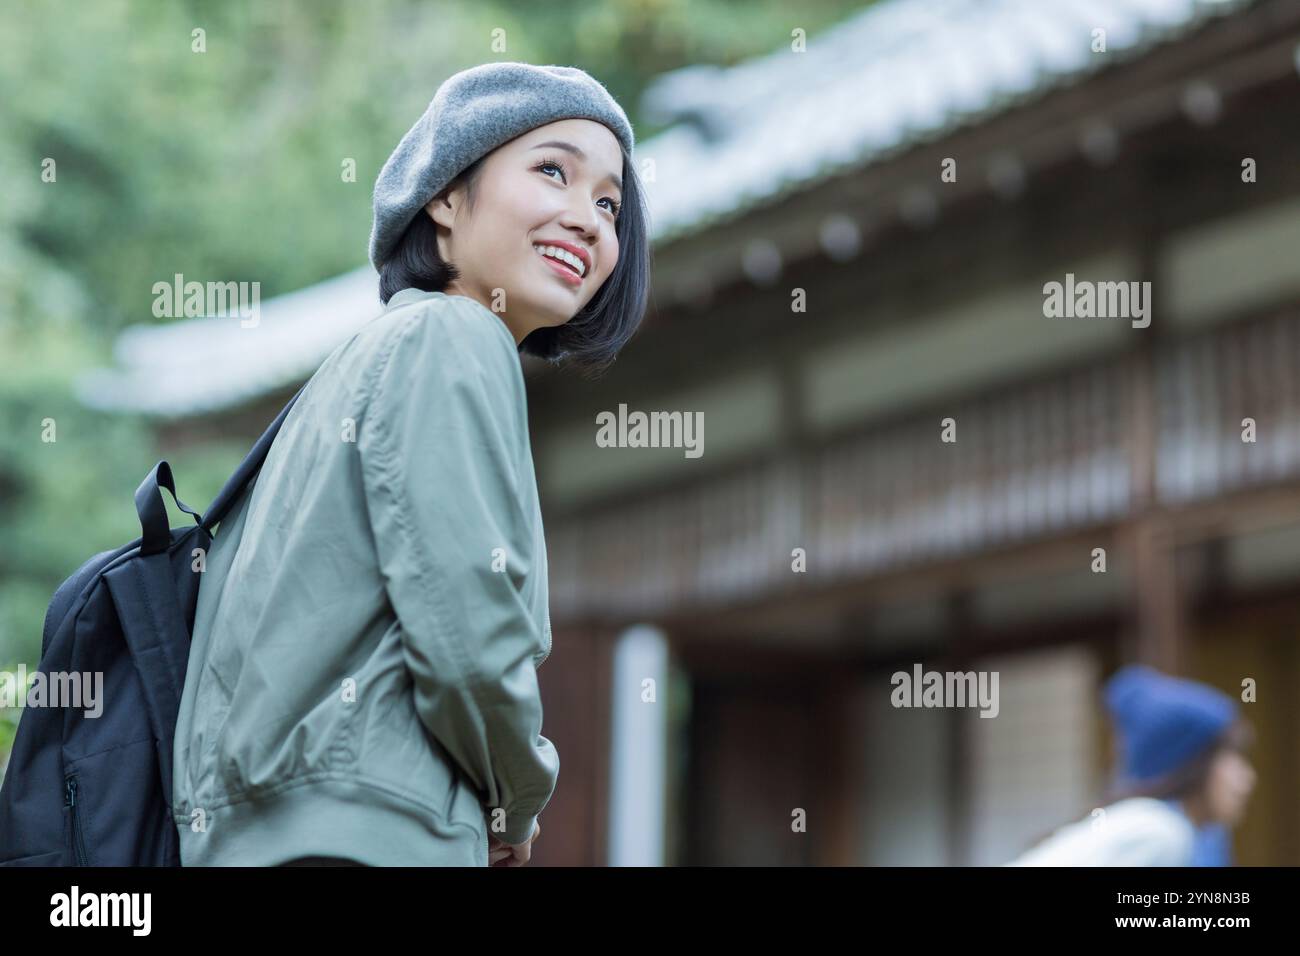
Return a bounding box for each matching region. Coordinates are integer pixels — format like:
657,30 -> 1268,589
200,381 -> 308,536
134,460 -> 204,556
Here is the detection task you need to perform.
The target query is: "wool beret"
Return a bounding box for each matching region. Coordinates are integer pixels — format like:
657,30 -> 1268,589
369,62 -> 635,269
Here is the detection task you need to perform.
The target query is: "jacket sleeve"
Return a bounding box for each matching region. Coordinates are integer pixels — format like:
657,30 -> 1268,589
358,300 -> 558,846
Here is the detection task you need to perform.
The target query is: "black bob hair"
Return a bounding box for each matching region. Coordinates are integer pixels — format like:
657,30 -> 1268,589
377,148 -> 651,379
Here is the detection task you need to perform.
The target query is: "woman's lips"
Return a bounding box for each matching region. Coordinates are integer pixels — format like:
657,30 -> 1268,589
538,252 -> 583,287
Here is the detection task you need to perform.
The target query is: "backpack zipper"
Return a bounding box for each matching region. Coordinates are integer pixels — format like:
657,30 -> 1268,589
64,775 -> 89,866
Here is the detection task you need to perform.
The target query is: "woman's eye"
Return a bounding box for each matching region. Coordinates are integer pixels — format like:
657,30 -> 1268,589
540,159 -> 619,218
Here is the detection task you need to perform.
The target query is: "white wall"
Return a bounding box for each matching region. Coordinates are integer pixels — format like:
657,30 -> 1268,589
607,624 -> 670,866
965,643 -> 1101,866
856,675 -> 952,865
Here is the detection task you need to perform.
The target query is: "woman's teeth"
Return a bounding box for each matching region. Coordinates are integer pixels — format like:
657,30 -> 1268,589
533,244 -> 586,277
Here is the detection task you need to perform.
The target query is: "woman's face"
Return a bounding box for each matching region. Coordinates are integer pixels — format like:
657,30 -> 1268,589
425,118 -> 624,344
1203,748 -> 1256,827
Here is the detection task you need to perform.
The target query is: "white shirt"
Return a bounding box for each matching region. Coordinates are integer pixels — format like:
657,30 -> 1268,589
1005,797 -> 1196,866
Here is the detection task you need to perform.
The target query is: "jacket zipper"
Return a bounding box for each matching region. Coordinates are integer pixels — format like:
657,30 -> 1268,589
64,775 -> 89,866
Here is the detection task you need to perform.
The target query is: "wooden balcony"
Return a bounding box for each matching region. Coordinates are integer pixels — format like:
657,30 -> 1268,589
549,304 -> 1300,623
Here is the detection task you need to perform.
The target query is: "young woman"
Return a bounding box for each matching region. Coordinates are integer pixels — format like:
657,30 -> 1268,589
171,63 -> 649,867
1006,665 -> 1256,866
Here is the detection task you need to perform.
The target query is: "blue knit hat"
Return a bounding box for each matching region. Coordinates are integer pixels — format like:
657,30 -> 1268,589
1104,665 -> 1237,784
369,62 -> 635,269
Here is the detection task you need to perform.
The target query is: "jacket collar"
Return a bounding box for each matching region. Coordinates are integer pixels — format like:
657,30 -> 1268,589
383,288 -> 523,352
385,287 -> 439,311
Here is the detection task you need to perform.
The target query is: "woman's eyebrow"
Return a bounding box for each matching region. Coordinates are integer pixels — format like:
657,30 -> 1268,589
531,140 -> 622,193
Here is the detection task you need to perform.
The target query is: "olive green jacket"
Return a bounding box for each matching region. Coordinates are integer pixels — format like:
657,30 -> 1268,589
172,288 -> 557,866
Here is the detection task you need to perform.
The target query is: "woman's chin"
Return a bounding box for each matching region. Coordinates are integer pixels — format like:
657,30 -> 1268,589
527,294 -> 582,328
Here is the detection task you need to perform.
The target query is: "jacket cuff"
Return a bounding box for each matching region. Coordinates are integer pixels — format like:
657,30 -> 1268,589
489,810 -> 540,846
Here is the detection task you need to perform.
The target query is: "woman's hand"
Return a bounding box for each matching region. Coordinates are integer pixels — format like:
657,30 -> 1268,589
488,821 -> 541,867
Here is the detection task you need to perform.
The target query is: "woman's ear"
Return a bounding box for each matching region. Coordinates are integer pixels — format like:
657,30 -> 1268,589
425,189 -> 457,230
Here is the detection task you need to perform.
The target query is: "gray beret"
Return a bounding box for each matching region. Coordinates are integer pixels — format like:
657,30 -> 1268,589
369,62 -> 635,269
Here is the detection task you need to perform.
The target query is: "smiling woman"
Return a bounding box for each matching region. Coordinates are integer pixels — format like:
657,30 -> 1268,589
373,64 -> 651,378
168,62 -> 650,871
424,121 -> 630,342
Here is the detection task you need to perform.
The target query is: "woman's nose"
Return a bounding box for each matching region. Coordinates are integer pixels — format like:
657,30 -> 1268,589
561,200 -> 599,239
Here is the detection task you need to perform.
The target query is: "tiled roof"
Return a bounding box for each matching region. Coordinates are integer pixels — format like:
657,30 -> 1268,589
76,266 -> 381,419
640,0 -> 1254,241
77,0 -> 1256,417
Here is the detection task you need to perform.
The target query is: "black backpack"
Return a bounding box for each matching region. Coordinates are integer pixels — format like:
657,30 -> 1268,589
0,384 -> 305,866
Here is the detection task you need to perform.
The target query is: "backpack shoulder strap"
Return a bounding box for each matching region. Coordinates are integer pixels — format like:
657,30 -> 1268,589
202,382 -> 307,534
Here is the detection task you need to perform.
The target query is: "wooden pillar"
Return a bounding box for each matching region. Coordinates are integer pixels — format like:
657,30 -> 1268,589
1123,154 -> 1183,674
1129,518 -> 1182,672
531,619 -> 616,867
945,590 -> 974,866
812,671 -> 862,865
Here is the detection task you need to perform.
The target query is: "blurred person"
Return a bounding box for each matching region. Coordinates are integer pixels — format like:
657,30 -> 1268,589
1005,665 -> 1255,866
171,63 -> 650,867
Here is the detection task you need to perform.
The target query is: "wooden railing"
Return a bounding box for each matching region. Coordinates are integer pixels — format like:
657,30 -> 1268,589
549,307 -> 1300,619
